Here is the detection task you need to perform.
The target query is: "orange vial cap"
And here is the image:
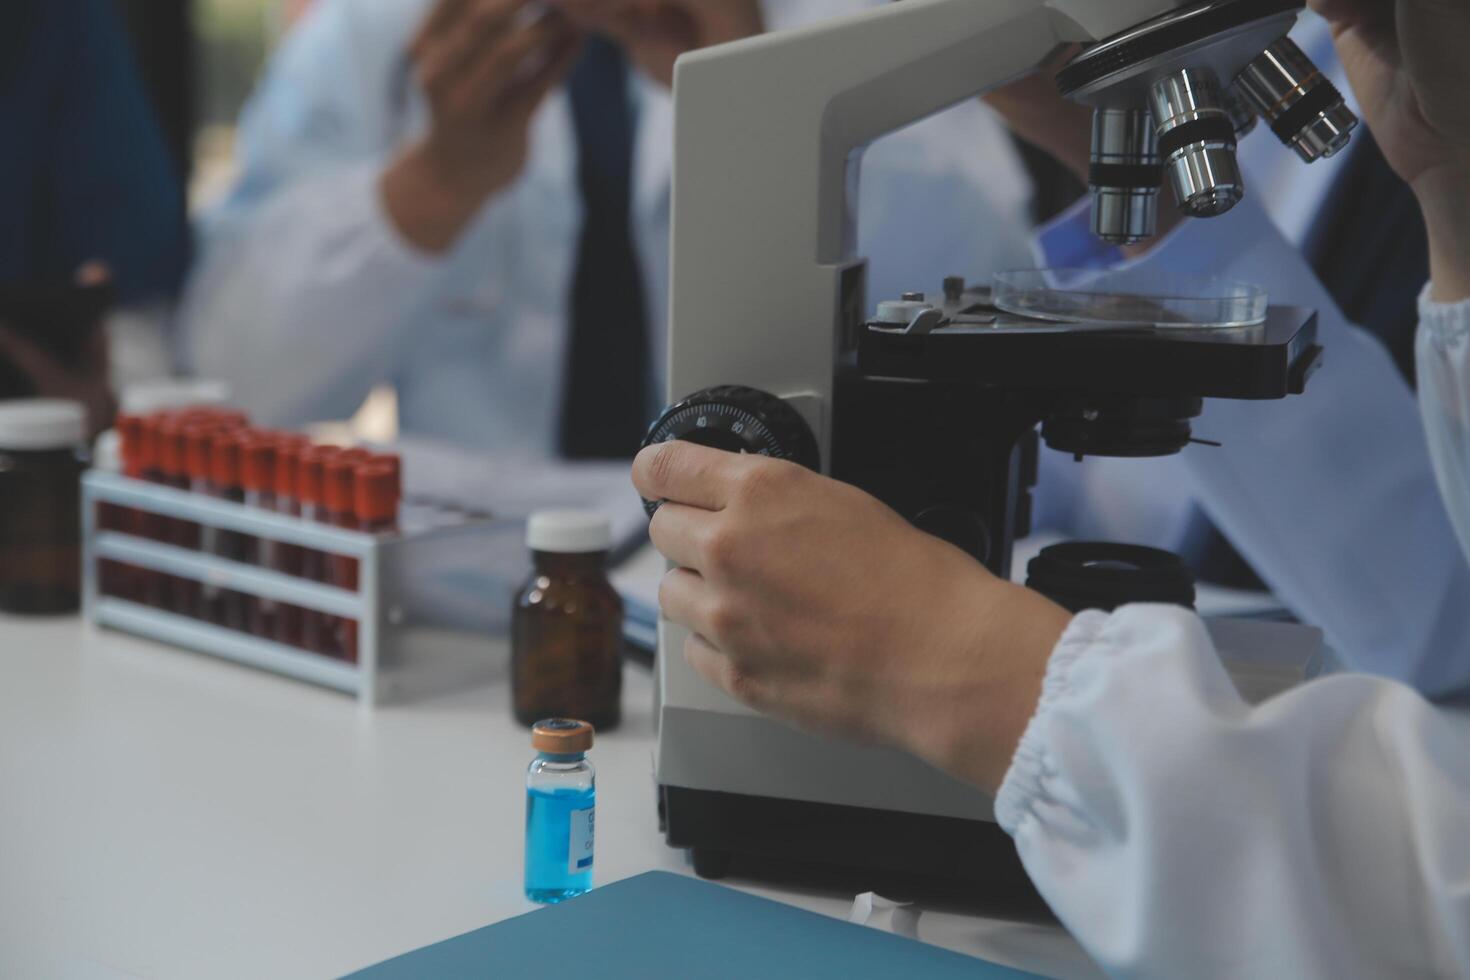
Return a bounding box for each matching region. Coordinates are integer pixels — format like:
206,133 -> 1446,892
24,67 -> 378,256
353,464 -> 401,525
368,452 -> 401,482
183,426 -> 215,483
297,446 -> 339,508
240,439 -> 276,493
154,420 -> 187,479
322,455 -> 358,515
273,441 -> 303,499
116,414 -> 145,475
137,415 -> 161,472
210,432 -> 243,489
335,447 -> 372,467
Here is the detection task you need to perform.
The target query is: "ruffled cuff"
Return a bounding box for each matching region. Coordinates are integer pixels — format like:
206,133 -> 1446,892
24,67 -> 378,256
993,609 -> 1111,834
1418,282 -> 1470,351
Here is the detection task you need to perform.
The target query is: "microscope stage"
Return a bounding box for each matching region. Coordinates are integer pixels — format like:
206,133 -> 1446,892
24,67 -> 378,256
858,304 -> 1320,401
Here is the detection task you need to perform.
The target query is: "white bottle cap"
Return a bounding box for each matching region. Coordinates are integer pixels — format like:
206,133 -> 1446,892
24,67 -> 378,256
0,399 -> 86,450
93,428 -> 122,471
119,377 -> 232,415
527,510 -> 614,554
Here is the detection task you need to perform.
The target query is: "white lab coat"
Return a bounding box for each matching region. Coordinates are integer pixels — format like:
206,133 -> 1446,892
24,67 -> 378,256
998,144 -> 1470,980
178,0 -> 1036,452
990,13 -> 1470,969
997,596 -> 1470,978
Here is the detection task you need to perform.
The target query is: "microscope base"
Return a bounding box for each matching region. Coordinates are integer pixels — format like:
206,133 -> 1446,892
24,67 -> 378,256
660,784 -> 1049,915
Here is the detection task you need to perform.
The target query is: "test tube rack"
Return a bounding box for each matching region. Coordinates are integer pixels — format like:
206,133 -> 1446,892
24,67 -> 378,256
81,469 -> 510,705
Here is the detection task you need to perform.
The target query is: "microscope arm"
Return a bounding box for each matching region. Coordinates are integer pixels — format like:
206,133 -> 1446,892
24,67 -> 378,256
666,0 -> 1181,456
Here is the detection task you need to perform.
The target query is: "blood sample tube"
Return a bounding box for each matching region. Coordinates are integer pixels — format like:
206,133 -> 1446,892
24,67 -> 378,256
273,439 -> 303,523
355,464 -> 401,536
340,463 -> 401,664
209,433 -> 248,508
183,423 -> 225,618
321,454 -> 364,661
368,452 -> 401,483
297,445 -> 339,654
214,410 -> 250,429
183,424 -> 214,497
138,415 -> 164,485
153,417 -> 186,491
108,415 -> 145,529
297,446 -> 336,525
240,437 -> 276,512
180,407 -> 249,430
98,415 -> 145,600
154,417 -> 199,613
270,439 -> 308,647
208,431 -> 251,630
240,437 -> 278,636
131,414 -> 169,604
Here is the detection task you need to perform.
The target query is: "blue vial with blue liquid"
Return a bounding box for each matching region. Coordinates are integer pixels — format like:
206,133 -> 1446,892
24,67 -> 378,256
525,718 -> 596,904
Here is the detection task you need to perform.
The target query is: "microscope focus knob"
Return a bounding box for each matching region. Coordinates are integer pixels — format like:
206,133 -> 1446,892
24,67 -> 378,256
639,385 -> 820,515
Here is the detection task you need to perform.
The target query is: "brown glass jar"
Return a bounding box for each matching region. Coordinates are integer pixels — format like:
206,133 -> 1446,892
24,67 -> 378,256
0,399 -> 87,613
512,511 -> 624,730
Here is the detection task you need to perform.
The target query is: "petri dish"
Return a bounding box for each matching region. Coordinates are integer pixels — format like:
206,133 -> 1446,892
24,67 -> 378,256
993,269 -> 1268,329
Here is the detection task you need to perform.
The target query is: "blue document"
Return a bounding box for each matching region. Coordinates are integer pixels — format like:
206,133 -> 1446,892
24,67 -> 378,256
347,871 -> 1044,978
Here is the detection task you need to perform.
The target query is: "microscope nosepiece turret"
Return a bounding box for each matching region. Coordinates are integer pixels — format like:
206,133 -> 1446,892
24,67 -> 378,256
1055,0 -> 1356,243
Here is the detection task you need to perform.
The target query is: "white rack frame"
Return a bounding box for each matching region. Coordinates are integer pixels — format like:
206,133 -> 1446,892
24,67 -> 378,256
81,470 -> 500,705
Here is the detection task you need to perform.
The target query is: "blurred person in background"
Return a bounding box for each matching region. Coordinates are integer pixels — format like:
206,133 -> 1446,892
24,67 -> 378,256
0,0 -> 188,434
178,0 -> 1037,456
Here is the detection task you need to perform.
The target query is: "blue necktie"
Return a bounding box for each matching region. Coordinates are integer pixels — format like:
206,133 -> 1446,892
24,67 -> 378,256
558,36 -> 652,460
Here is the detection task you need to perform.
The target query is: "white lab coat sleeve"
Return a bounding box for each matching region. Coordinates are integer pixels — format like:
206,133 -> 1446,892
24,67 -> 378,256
1416,290 -> 1470,566
178,0 -> 446,426
1033,198 -> 1470,698
995,604 -> 1470,978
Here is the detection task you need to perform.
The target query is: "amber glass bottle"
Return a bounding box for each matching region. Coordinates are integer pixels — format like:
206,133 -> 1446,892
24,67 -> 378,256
512,512 -> 623,730
0,399 -> 87,614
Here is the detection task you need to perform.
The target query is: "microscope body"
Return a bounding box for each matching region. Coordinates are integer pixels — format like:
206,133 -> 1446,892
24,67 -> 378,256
648,0 -> 1337,894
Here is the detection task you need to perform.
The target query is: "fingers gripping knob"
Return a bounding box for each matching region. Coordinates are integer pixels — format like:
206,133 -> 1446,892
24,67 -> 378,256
639,385 -> 821,516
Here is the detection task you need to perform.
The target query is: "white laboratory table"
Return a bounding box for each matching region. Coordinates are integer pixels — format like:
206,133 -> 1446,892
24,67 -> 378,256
0,614 -> 1101,980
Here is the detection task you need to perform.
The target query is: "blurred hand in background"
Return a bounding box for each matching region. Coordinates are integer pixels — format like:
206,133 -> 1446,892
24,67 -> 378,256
381,0 -> 584,253
0,262 -> 117,439
548,0 -> 764,88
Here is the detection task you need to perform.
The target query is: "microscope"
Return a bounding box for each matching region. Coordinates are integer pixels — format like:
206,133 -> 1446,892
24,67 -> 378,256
641,0 -> 1348,900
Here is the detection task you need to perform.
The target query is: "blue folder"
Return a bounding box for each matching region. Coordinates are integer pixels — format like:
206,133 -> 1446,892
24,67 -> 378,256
346,871 -> 1044,978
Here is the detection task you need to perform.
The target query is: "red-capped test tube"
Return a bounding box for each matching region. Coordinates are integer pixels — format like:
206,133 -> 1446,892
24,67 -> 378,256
240,437 -> 278,636
270,438 -> 308,647
296,446 -> 338,653
131,415 -> 168,604
153,417 -> 198,613
99,415 -> 145,599
115,414 -> 144,479
207,431 -> 251,629
320,453 -> 368,661
339,463 -> 402,664
354,464 -> 401,536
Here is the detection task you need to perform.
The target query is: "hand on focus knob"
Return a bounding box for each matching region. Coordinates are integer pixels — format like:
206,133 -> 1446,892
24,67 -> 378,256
631,439 -> 1071,793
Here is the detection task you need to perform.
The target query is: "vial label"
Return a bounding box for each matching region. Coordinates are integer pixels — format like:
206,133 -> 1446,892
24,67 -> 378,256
568,805 -> 595,874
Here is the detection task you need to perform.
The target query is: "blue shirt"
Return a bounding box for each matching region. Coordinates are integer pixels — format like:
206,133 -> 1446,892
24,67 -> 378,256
0,0 -> 187,304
